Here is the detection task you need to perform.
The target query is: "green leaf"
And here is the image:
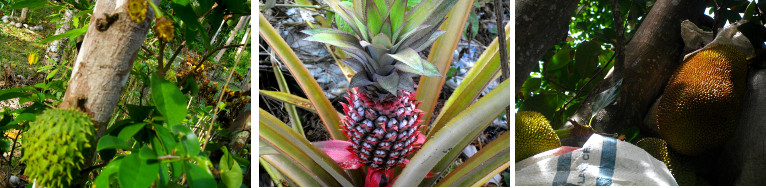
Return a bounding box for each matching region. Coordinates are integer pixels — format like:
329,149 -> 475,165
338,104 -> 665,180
151,73 -> 187,127
139,145 -> 158,160
14,113 -> 36,123
574,41 -> 602,77
436,132 -> 509,186
219,146 -> 243,188
395,79 -> 510,186
171,0 -> 209,48
548,49 -> 573,71
40,27 -> 87,43
118,123 -> 146,142
389,48 -> 440,77
260,109 -> 354,186
389,0 -> 406,41
118,153 -> 159,188
181,76 -> 200,96
303,32 -> 363,51
8,0 -> 47,9
377,73 -> 400,94
126,104 -> 155,122
371,32 -> 393,49
172,124 -> 200,156
94,156 -> 123,188
366,0 -> 384,37
97,135 -> 131,151
46,69 -> 59,80
398,0 -> 457,40
154,124 -> 177,153
185,161 -> 217,188
0,92 -> 31,101
259,13 -> 346,140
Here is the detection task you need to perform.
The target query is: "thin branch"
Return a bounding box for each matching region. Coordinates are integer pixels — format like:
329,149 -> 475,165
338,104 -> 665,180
166,41 -> 187,72
493,0 -> 509,128
612,0 -> 625,73
201,65 -> 237,152
201,44 -> 248,63
157,41 -> 166,76
79,162 -> 107,175
552,53 -> 616,126
158,155 -> 182,160
141,45 -> 156,59
177,44 -> 248,86
198,2 -> 219,22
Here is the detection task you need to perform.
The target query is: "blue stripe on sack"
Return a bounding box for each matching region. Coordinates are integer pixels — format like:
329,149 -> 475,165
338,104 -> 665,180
595,137 -> 617,186
552,151 -> 573,186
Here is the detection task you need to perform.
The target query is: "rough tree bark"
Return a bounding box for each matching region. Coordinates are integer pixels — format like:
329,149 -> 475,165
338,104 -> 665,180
559,0 -> 709,145
715,69 -> 766,185
515,0 -> 578,92
19,8 -> 28,23
59,0 -> 159,182
214,15 -> 250,62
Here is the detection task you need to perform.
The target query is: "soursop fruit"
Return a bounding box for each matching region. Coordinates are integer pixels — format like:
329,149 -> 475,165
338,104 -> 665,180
22,108 -> 95,188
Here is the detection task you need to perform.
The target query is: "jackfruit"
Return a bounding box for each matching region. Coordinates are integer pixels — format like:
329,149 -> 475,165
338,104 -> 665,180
656,44 -> 746,156
22,108 -> 95,188
516,111 -> 561,162
635,137 -> 696,186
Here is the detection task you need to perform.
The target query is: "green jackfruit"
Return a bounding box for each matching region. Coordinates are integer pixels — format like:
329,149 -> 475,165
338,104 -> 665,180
656,44 -> 746,156
635,137 -> 696,186
22,108 -> 95,188
516,111 -> 560,162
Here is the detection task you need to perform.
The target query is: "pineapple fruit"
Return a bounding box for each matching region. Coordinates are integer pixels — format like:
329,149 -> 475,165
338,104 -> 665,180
303,0 -> 457,185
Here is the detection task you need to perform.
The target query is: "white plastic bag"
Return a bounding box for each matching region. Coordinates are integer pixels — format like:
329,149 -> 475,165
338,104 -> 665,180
515,134 -> 677,186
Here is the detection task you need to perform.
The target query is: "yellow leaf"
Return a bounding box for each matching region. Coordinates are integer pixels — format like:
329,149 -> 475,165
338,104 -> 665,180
28,53 -> 39,65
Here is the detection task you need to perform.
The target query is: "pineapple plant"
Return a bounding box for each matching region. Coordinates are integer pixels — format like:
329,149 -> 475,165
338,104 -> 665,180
301,0 -> 458,185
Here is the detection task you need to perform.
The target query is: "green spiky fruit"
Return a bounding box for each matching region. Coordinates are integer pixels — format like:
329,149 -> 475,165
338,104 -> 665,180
656,44 -> 746,156
22,108 -> 95,188
635,137 -> 696,186
516,111 -> 560,162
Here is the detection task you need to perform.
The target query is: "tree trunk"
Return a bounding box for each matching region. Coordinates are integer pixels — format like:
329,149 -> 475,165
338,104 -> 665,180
234,26 -> 250,63
60,0 -> 159,183
19,8 -> 28,23
715,69 -> 766,185
228,104 -> 250,154
214,15 -> 250,62
559,0 -> 709,146
515,0 -> 578,92
46,9 -> 77,64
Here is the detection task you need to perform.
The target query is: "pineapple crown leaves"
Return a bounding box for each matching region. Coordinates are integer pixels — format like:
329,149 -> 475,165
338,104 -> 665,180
303,0 -> 457,96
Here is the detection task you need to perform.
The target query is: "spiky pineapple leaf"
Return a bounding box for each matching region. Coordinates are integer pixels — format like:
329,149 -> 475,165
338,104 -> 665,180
372,33 -> 393,49
392,21 -> 443,52
399,0 -> 457,40
340,58 -> 368,73
389,0 -> 406,41
377,72 -> 400,94
324,0 -> 368,40
349,72 -> 375,88
302,28 -> 351,36
366,42 -> 390,63
366,0 -> 384,37
412,30 -> 446,52
389,48 -> 440,77
303,32 -> 363,51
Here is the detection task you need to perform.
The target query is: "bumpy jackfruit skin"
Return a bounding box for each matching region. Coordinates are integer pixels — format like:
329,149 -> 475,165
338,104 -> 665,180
635,137 -> 696,186
515,111 -> 560,162
22,108 -> 95,188
656,45 -> 746,156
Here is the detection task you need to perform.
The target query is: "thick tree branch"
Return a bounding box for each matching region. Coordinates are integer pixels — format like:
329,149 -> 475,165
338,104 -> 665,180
515,0 -> 579,92
560,0 -> 709,146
